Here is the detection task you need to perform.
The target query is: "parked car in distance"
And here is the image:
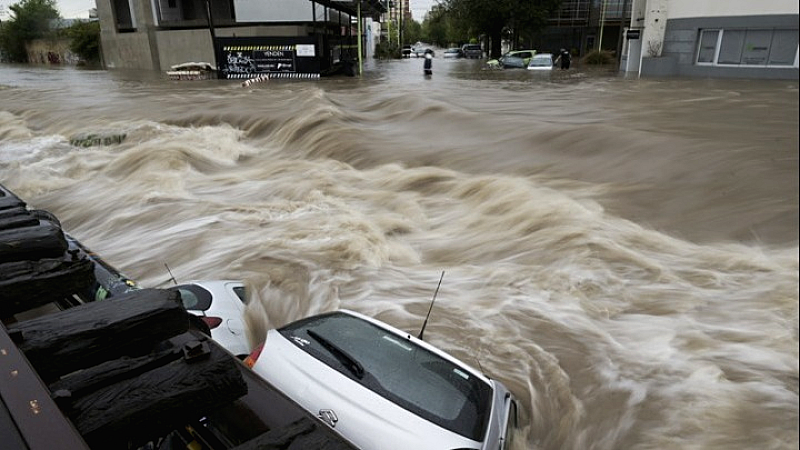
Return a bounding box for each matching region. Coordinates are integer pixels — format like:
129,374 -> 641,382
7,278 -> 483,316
413,47 -> 435,57
443,47 -> 464,58
245,309 -> 521,450
461,44 -> 483,59
527,53 -> 554,70
168,280 -> 251,358
401,45 -> 412,58
487,50 -> 537,68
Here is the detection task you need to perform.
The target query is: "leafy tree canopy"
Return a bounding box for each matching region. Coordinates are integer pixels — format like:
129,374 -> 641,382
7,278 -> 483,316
0,0 -> 60,62
442,0 -> 562,58
66,20 -> 101,63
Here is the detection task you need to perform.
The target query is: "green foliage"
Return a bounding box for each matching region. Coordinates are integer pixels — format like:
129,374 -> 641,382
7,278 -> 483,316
374,40 -> 401,59
419,4 -> 465,48
66,20 -> 100,63
0,0 -> 60,62
581,49 -> 614,65
442,0 -> 562,58
403,20 -> 422,46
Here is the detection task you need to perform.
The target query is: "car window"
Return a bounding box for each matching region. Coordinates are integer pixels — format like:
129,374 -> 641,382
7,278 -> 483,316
530,56 -> 552,66
279,312 -> 493,441
503,399 -> 519,449
171,284 -> 213,311
503,57 -> 526,68
232,286 -> 246,303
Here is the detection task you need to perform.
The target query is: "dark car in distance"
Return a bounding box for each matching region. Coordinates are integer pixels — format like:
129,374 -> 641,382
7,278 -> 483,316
461,44 -> 483,58
443,48 -> 463,58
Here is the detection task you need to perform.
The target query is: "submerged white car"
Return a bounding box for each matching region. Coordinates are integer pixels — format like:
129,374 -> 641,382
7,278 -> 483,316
246,309 -> 521,449
527,53 -> 554,70
169,280 -> 252,358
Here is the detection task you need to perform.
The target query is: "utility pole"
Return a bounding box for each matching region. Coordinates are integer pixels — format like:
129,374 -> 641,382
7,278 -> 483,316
598,0 -> 608,50
204,0 -> 220,75
615,0 -> 631,62
399,0 -> 403,46
357,1 -> 363,75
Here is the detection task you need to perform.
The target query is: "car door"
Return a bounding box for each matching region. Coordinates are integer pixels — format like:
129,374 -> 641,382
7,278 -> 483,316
500,395 -> 520,450
222,281 -> 247,338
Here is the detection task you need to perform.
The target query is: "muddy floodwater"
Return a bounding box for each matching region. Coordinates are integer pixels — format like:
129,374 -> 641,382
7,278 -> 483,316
1,59 -> 798,449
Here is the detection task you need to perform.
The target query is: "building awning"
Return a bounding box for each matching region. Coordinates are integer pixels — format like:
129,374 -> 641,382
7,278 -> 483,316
310,0 -> 387,21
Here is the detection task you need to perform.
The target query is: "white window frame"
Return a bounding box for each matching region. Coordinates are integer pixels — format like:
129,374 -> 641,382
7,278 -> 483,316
696,28 -> 799,69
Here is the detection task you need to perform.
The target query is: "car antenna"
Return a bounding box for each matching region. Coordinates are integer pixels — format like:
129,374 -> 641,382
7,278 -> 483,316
418,271 -> 445,341
165,263 -> 178,286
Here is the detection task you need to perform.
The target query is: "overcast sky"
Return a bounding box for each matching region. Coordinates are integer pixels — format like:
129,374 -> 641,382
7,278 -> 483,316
2,0 -> 436,21
0,0 -> 93,19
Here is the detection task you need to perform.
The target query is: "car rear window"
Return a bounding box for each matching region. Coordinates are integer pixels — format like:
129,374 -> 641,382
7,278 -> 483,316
279,312 -> 493,441
171,284 -> 213,311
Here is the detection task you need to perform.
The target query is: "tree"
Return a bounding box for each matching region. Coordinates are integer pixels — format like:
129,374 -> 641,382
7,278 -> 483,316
404,19 -> 422,46
444,0 -> 561,58
66,20 -> 101,64
0,0 -> 60,62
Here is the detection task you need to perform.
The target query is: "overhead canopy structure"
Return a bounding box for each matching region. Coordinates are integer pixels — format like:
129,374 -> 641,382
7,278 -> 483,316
311,0 -> 387,21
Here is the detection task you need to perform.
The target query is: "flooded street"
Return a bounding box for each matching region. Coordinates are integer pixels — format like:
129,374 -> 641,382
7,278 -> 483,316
1,59 -> 798,449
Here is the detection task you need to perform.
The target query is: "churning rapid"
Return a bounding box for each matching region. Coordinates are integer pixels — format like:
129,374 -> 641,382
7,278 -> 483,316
1,61 -> 798,449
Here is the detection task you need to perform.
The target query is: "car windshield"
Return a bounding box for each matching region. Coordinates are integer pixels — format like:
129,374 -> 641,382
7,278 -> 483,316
530,57 -> 552,66
279,312 -> 493,441
171,284 -> 212,311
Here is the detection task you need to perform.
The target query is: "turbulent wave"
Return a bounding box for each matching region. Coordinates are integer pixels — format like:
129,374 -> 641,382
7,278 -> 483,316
1,64 -> 797,449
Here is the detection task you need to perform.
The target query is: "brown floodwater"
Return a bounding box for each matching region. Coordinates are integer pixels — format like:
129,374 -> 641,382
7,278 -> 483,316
1,59 -> 797,449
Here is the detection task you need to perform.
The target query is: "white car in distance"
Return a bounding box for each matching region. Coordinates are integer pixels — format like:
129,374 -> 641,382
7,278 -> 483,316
527,53 -> 555,70
245,309 -> 522,450
168,280 -> 251,358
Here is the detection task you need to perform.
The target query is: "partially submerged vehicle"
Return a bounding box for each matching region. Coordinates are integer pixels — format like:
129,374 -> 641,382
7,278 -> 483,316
168,280 -> 251,359
0,184 -> 358,450
246,309 -> 522,449
166,62 -> 216,80
527,53 -> 555,71
487,50 -> 537,69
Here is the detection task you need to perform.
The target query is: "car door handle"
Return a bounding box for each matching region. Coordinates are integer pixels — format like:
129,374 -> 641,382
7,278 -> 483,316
318,409 -> 338,428
227,319 -> 242,335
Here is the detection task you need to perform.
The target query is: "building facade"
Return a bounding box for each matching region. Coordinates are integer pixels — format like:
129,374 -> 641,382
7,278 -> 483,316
96,0 -> 385,76
537,0 -> 633,58
621,0 -> 799,78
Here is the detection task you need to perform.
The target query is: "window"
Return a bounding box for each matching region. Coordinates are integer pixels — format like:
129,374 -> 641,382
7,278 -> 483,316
697,28 -> 799,67
742,29 -> 772,65
770,29 -> 800,65
503,399 -> 519,449
718,30 -> 744,64
112,0 -> 135,31
171,285 -> 213,311
697,29 -> 719,63
232,286 -> 246,302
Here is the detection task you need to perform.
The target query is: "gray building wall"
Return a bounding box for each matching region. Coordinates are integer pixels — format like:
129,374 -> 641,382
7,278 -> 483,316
153,25 -> 310,70
642,14 -> 799,79
97,0 -> 159,70
96,0 -> 318,71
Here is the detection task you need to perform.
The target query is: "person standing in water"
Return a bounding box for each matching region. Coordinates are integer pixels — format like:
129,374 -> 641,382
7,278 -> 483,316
423,49 -> 433,76
555,48 -> 571,70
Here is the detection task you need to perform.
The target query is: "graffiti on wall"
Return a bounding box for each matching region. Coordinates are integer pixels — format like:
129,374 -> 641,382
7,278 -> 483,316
221,45 -> 296,79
